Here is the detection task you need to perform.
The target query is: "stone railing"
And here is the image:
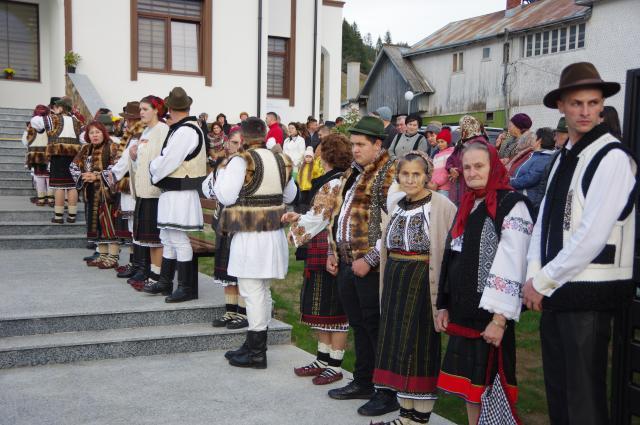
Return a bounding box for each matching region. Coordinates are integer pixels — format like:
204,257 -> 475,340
65,73 -> 107,120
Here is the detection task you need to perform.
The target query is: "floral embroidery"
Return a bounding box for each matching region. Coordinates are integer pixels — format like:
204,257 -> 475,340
291,222 -> 312,245
563,190 -> 573,231
502,216 -> 534,235
311,184 -> 340,222
486,273 -> 522,297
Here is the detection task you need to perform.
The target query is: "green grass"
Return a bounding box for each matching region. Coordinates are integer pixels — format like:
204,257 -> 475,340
197,236 -> 549,424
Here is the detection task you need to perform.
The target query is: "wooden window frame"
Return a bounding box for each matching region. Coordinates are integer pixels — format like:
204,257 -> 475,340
452,52 -> 463,73
130,0 -> 212,85
267,36 -> 290,99
482,47 -> 491,60
0,0 -> 40,82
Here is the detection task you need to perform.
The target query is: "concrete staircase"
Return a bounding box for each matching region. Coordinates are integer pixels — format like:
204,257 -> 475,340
0,248 -> 291,369
0,107 -> 30,139
0,107 -> 35,196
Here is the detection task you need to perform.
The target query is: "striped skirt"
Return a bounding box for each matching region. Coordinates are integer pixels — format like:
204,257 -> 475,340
373,253 -> 440,399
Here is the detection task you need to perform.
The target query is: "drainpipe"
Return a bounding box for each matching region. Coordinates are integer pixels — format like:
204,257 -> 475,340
257,0 -> 263,117
502,28 -> 510,126
312,0 -> 318,117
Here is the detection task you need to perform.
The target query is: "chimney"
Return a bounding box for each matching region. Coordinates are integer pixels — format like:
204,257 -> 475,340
347,62 -> 361,101
505,0 -> 521,17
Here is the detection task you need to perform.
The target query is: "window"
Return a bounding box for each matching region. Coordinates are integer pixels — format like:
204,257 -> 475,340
521,23 -> 585,59
486,112 -> 495,122
482,47 -> 491,60
503,42 -> 510,64
268,37 -> 289,98
0,1 -> 39,81
452,52 -> 463,72
136,0 -> 202,74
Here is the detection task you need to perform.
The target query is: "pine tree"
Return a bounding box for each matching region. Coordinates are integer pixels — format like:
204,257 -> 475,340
375,36 -> 383,52
384,30 -> 392,44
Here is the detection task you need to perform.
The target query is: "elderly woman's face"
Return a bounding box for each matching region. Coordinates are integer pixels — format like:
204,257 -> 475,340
462,148 -> 491,190
88,127 -> 104,145
398,159 -> 429,198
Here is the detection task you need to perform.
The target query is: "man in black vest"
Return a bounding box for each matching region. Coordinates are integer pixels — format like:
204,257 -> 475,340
523,62 -> 637,425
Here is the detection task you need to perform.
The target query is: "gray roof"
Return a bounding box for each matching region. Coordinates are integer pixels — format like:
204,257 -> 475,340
359,45 -> 434,98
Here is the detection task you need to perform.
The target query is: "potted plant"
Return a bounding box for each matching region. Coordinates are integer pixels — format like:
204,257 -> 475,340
64,51 -> 81,73
3,67 -> 15,79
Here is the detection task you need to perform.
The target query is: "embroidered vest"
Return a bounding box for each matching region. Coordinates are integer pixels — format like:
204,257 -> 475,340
45,114 -> 81,157
541,128 -> 637,311
26,127 -> 49,167
219,148 -> 292,233
154,117 -> 207,191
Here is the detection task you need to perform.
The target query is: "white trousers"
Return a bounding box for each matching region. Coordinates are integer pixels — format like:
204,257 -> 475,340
237,278 -> 272,331
159,228 -> 193,262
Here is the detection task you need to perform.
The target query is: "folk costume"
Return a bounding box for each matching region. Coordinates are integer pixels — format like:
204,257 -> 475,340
213,123 -> 296,369
528,63 -> 636,425
23,106 -> 53,206
436,142 -> 533,407
70,136 -> 121,269
289,168 -> 349,382
30,98 -> 82,222
373,186 -> 456,424
149,92 -> 206,303
326,117 -> 398,413
202,152 -> 248,330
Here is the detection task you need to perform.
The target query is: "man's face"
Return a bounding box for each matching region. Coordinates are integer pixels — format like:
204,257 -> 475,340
557,88 -> 605,138
308,121 -> 318,133
396,117 -> 406,134
554,131 -> 569,149
265,114 -> 275,125
350,134 -> 381,166
52,105 -> 63,114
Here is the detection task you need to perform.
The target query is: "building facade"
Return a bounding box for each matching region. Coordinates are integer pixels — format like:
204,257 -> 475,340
0,0 -> 344,122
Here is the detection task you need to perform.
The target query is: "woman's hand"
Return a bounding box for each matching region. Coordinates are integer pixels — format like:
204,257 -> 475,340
448,168 -> 459,182
435,309 -> 449,333
81,172 -> 96,182
481,315 -> 506,347
281,211 -> 300,223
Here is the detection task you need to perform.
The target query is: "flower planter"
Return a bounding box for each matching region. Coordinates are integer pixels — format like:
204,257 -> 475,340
4,73 -> 13,80
66,66 -> 76,74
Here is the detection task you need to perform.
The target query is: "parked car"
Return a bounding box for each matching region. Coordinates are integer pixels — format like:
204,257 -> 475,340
421,125 -> 505,146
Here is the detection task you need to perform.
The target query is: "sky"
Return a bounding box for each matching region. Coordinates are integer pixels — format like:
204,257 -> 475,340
342,0 -> 507,46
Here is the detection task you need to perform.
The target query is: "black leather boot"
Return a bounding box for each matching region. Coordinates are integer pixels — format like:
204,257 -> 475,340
224,335 -> 249,360
143,257 -> 176,295
127,245 -> 150,285
229,330 -> 267,369
165,261 -> 195,303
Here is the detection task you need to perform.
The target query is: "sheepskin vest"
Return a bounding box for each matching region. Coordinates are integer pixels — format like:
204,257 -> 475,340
44,113 -> 81,157
25,126 -> 49,167
541,124 -> 637,311
154,117 -> 207,191
219,148 -> 292,233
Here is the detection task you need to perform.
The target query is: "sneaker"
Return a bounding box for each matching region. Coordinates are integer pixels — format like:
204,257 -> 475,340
294,360 -> 326,377
312,368 -> 343,385
226,316 -> 249,330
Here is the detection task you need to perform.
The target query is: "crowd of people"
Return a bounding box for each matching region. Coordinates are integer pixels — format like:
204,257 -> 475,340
20,61 -> 636,425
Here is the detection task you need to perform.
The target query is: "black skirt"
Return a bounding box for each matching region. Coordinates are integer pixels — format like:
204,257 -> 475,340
373,256 -> 440,396
133,197 -> 161,244
114,193 -> 132,240
213,231 -> 237,284
49,156 -> 75,188
299,269 -> 348,331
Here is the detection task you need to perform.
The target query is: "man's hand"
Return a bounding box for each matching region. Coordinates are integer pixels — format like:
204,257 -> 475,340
435,309 -> 449,333
326,254 -> 338,276
351,258 -> 371,278
523,278 -> 544,312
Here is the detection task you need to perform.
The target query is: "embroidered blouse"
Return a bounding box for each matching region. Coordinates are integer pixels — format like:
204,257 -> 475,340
290,178 -> 342,247
385,195 -> 432,254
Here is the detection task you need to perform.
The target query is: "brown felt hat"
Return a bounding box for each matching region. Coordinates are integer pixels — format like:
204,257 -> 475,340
543,62 -> 620,109
119,101 -> 141,119
164,87 -> 192,111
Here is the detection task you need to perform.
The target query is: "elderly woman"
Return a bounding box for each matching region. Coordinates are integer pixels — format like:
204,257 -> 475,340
371,151 -> 456,425
387,114 -> 428,158
436,141 -> 533,425
281,133 -> 353,386
70,121 -> 121,268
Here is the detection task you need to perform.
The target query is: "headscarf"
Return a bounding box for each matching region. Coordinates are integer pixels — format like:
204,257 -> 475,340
450,141 -> 512,239
459,115 -> 483,142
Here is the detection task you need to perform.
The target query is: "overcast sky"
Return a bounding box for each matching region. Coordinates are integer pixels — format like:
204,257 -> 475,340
342,0 -> 507,46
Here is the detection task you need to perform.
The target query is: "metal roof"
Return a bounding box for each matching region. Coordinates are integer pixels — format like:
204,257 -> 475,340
406,0 -> 591,57
359,45 -> 434,98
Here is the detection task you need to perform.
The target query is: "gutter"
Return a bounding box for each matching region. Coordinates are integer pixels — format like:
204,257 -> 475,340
402,13 -> 591,58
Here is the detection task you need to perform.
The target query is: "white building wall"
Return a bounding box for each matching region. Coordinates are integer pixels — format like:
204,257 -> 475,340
320,3 -> 343,121
0,0 -> 66,109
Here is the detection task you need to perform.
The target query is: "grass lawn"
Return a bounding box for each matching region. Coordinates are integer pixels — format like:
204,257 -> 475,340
197,233 -> 549,424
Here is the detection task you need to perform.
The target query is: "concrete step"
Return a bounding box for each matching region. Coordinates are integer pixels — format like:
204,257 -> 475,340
0,179 -> 34,188
0,321 -> 291,368
0,207 -> 85,222
0,148 -> 25,158
0,187 -> 35,196
0,138 -> 25,146
0,155 -> 26,164
0,304 -> 224,337
0,221 -> 86,236
0,163 -> 27,171
0,170 -> 31,179
0,233 -> 86,249
0,108 -> 32,115
0,127 -> 24,135
0,120 -> 28,129
0,113 -> 32,121
0,143 -> 26,151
